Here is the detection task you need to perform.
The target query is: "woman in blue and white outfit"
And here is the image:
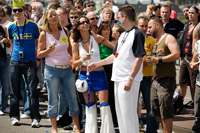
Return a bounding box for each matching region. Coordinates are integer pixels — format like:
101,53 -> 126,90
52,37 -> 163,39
72,16 -> 115,133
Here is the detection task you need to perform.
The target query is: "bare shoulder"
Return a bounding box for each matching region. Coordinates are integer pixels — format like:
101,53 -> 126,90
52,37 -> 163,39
165,34 -> 177,45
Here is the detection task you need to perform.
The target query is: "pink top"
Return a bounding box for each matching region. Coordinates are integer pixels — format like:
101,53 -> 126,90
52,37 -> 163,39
45,28 -> 71,66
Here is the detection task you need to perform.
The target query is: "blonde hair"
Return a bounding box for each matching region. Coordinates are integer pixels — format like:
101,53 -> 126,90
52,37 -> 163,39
146,4 -> 154,15
102,7 -> 113,14
42,9 -> 62,33
138,12 -> 149,18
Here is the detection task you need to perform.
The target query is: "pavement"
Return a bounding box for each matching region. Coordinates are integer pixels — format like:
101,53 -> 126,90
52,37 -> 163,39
0,67 -> 195,133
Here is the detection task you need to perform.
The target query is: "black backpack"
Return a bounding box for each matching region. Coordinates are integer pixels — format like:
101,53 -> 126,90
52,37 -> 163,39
173,94 -> 183,115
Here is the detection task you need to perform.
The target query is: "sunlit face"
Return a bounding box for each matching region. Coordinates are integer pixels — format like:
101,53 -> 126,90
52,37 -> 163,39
85,2 -> 94,12
137,19 -> 148,36
70,14 -> 79,25
183,7 -> 189,19
78,17 -> 90,31
13,7 -> 24,19
88,13 -> 98,26
48,11 -> 58,25
56,9 -> 67,24
160,6 -> 170,21
105,1 -> 110,7
75,2 -> 84,12
118,12 -> 124,26
63,0 -> 70,8
148,20 -> 158,38
188,8 -> 199,22
101,26 -> 110,38
102,11 -> 112,21
112,26 -> 119,39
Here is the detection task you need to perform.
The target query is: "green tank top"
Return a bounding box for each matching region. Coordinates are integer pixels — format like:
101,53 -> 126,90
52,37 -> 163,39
153,34 -> 176,77
99,45 -> 113,60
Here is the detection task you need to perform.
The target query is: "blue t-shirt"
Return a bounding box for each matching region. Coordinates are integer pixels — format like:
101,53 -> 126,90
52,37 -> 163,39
8,19 -> 40,62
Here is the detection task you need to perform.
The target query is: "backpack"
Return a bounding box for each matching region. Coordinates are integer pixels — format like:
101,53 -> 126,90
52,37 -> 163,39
173,93 -> 183,115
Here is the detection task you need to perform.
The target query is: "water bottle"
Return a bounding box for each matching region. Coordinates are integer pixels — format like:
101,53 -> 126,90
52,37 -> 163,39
146,52 -> 151,66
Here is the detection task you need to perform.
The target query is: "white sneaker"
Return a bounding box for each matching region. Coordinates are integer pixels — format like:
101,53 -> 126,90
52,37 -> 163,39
0,110 -> 4,115
31,119 -> 40,128
4,108 -> 10,114
11,118 -> 20,126
20,114 -> 30,119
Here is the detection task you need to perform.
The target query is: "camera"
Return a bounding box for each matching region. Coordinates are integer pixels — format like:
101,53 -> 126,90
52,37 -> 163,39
19,51 -> 24,58
0,42 -> 4,49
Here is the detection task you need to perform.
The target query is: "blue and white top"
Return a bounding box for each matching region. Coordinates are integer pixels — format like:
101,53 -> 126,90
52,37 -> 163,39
8,19 -> 40,62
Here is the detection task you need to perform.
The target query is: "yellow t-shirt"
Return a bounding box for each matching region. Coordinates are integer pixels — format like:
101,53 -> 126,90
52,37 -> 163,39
143,36 -> 156,76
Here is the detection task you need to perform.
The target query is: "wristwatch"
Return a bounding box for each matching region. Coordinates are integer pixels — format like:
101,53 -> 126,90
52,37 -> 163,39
129,76 -> 134,81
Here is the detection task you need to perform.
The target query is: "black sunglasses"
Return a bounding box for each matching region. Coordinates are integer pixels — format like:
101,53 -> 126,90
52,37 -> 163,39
90,17 -> 99,20
87,4 -> 94,7
70,16 -> 79,19
79,21 -> 89,25
13,8 -> 23,13
75,6 -> 80,9
101,21 -> 109,24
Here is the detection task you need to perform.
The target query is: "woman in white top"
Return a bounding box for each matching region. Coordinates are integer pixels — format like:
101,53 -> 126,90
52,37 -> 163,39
72,16 -> 115,133
37,10 -> 80,133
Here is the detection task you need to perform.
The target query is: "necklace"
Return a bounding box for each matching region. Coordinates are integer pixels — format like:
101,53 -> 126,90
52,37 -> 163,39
82,37 -> 90,43
52,31 -> 59,39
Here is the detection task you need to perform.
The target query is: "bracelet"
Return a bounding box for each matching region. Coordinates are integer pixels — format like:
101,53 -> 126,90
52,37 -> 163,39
80,57 -> 84,63
158,57 -> 162,63
104,59 -> 106,65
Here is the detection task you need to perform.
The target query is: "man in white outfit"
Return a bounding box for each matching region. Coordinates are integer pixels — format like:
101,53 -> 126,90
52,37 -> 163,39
88,5 -> 145,133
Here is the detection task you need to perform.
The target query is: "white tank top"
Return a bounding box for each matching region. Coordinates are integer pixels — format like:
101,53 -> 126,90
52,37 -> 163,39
79,35 -> 101,66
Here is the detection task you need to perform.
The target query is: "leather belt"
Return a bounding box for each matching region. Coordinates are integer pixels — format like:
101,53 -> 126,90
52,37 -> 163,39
47,64 -> 70,69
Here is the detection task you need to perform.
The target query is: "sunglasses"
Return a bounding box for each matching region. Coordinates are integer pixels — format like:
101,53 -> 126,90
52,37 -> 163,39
13,8 -> 23,13
70,16 -> 79,19
87,4 -> 94,7
101,21 -> 109,24
152,45 -> 157,55
75,6 -> 80,9
79,21 -> 89,25
90,17 -> 99,20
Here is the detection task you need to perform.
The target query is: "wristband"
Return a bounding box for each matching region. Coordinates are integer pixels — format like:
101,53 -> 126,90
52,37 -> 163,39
80,57 -> 84,63
158,57 -> 162,64
36,58 -> 40,61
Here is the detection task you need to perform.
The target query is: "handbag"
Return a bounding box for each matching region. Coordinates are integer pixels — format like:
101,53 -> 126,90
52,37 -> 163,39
76,36 -> 92,92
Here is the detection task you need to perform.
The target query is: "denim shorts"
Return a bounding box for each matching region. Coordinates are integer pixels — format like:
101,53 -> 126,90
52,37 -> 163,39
44,64 -> 79,118
151,77 -> 176,119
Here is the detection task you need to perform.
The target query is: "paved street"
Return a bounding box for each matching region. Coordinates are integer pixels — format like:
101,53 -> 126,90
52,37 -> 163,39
0,68 -> 195,133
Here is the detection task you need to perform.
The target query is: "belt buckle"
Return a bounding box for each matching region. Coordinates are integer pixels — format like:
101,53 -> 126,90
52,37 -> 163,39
62,65 -> 67,69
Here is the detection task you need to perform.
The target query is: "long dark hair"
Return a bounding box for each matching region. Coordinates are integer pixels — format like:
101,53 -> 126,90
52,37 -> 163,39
72,15 -> 92,43
97,21 -> 113,41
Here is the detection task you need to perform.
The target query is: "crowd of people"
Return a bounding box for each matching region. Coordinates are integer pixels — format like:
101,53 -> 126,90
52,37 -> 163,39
1,0 -> 200,133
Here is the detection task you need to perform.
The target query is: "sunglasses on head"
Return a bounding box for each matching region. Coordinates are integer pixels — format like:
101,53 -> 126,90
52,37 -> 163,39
75,6 -> 80,9
79,21 -> 89,25
87,4 -> 94,7
90,17 -> 99,20
70,16 -> 79,19
13,8 -> 23,13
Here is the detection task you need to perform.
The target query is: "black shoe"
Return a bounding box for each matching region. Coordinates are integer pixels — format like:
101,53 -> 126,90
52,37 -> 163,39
80,127 -> 85,133
63,125 -> 73,130
184,101 -> 194,107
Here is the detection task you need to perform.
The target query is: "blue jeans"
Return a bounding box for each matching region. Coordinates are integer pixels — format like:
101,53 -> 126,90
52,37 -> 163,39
37,59 -> 45,88
58,85 -> 69,118
20,75 -> 30,115
9,60 -> 41,122
44,65 -> 79,118
0,54 -> 10,111
140,76 -> 158,133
